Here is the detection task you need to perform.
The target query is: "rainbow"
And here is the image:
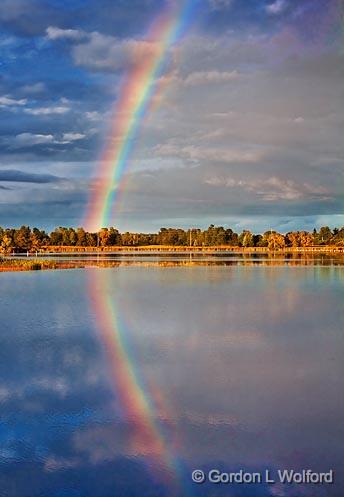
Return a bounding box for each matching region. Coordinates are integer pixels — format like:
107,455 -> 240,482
89,269 -> 179,480
85,0 -> 196,232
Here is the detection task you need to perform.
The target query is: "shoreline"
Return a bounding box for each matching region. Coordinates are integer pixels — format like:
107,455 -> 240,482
1,251 -> 344,273
27,245 -> 344,254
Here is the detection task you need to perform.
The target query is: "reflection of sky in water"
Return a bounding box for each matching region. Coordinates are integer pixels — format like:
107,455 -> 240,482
0,267 -> 343,497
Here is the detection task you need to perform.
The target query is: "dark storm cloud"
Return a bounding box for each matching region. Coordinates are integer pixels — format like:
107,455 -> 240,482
0,169 -> 62,183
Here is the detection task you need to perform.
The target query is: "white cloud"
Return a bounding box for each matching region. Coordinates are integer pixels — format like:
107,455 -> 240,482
46,26 -> 171,74
204,175 -> 329,201
46,26 -> 86,41
60,132 -> 86,143
72,32 -> 161,72
85,111 -> 101,121
184,70 -> 240,86
155,144 -> 264,164
12,132 -> 85,146
266,0 -> 288,15
14,133 -> 55,145
0,95 -> 27,106
24,105 -> 70,115
293,117 -> 305,124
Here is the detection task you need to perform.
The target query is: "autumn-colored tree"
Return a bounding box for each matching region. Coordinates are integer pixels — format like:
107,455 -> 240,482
286,231 -> 300,247
1,233 -> 15,254
29,232 -> 42,252
98,228 -> 111,246
86,232 -> 97,247
76,228 -> 87,246
239,230 -> 254,247
299,231 -> 314,247
14,225 -> 31,251
266,231 -> 286,250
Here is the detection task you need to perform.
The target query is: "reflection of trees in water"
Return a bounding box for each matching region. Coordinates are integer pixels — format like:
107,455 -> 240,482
2,253 -> 344,272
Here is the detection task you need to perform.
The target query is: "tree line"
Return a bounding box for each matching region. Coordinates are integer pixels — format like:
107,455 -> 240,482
0,225 -> 343,253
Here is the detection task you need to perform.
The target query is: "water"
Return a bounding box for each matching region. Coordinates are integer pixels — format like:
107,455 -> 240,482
0,264 -> 343,496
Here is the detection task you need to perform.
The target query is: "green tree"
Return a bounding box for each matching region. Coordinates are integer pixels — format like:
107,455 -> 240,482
239,230 -> 254,247
318,226 -> 332,245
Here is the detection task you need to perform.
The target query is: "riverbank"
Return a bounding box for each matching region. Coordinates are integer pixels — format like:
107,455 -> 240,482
1,245 -> 344,261
1,252 -> 344,272
34,244 -> 344,254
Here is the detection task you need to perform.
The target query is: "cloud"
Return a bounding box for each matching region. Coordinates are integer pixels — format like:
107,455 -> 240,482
20,82 -> 46,95
10,132 -> 86,147
0,169 -> 61,183
44,456 -> 81,472
60,132 -> 86,143
47,27 -> 162,73
209,0 -> 233,10
71,32 -> 162,72
13,133 -> 55,145
204,175 -> 330,201
0,95 -> 27,106
46,26 -> 86,41
184,70 -> 240,86
155,144 -> 265,164
24,105 -> 70,115
0,0 -> 33,22
0,2 -> 343,230
293,116 -> 305,124
85,111 -> 102,121
266,0 -> 288,15
0,0 -> 69,37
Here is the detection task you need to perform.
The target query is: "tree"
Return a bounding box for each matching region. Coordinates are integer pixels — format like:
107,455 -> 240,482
76,228 -> 87,246
286,231 -> 300,247
108,227 -> 121,245
318,226 -> 332,245
14,226 -> 31,251
50,228 -> 63,245
299,231 -> 314,247
266,231 -> 286,251
30,232 -> 42,253
86,232 -> 97,247
1,233 -> 15,255
239,230 -> 254,247
98,228 -> 111,246
330,227 -> 344,246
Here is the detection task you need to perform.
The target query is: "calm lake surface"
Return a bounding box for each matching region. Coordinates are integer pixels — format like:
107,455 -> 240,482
0,264 -> 343,496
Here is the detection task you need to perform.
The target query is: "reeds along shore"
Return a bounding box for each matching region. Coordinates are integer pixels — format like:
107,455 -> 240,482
1,248 -> 344,273
0,245 -> 344,265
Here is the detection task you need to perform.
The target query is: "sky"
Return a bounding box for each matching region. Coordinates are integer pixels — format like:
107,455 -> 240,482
0,0 -> 343,233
